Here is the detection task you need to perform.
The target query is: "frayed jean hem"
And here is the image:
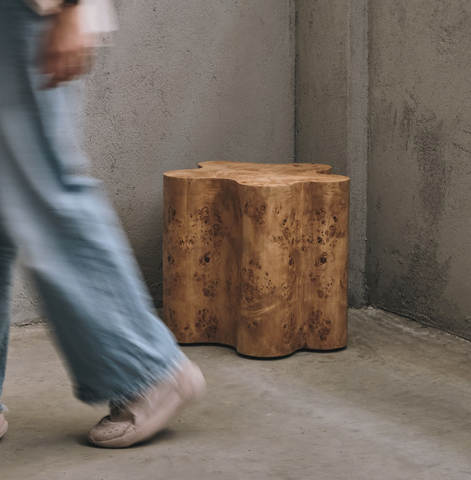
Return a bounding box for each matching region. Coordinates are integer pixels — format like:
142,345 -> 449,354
75,350 -> 186,406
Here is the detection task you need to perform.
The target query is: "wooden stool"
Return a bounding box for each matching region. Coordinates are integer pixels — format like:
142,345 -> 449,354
163,161 -> 350,357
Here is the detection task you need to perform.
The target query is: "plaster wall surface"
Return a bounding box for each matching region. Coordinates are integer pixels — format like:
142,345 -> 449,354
368,1 -> 471,337
11,0 -> 296,324
296,0 -> 369,307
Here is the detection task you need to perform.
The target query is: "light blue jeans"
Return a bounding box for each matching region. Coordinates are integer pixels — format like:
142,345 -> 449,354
0,0 -> 183,411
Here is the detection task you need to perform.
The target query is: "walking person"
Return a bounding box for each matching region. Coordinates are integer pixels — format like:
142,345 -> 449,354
0,0 -> 206,448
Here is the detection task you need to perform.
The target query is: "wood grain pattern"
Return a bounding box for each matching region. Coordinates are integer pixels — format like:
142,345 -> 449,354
163,161 -> 350,357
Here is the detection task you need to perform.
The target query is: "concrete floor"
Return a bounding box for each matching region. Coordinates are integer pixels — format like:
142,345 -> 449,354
1,308 -> 471,480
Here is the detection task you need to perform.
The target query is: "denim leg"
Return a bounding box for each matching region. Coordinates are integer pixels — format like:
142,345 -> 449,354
0,0 -> 183,404
0,223 -> 17,413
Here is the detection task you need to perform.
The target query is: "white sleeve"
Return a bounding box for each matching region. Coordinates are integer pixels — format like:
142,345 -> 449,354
81,0 -> 119,46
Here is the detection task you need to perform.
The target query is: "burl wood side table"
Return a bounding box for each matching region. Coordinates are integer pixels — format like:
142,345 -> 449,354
163,161 -> 349,357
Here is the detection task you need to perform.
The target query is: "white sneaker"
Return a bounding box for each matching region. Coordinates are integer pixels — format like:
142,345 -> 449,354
0,413 -> 8,440
88,357 -> 206,448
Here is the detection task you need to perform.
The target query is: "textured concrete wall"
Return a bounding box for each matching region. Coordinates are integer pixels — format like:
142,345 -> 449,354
12,0 -> 296,324
296,0 -> 369,307
368,1 -> 471,337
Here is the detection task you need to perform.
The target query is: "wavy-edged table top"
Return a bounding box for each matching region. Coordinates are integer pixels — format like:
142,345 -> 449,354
164,161 -> 350,186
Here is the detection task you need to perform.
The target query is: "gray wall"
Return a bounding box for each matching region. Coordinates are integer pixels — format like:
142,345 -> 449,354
368,1 -> 471,338
296,0 -> 369,307
12,0 -> 296,324
14,0 -> 471,340
297,0 -> 471,338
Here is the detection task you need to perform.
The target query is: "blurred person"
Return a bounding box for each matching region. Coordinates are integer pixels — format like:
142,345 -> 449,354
0,0 -> 206,448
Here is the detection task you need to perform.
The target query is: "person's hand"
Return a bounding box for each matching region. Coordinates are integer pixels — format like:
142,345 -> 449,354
41,5 -> 94,89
